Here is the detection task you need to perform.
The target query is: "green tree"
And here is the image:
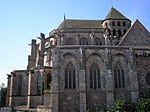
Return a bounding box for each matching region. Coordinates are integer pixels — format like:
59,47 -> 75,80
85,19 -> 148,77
0,83 -> 7,107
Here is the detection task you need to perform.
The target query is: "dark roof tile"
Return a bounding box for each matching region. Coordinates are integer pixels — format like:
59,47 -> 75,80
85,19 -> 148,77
57,19 -> 103,29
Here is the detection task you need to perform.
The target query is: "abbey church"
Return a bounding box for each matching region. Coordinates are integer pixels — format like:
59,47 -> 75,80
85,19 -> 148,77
6,7 -> 150,112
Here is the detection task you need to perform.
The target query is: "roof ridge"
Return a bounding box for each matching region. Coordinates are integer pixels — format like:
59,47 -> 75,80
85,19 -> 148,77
57,19 -> 103,29
105,7 -> 128,20
64,19 -> 102,21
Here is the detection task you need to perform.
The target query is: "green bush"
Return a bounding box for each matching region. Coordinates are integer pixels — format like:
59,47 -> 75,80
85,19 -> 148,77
107,99 -> 136,112
137,98 -> 150,112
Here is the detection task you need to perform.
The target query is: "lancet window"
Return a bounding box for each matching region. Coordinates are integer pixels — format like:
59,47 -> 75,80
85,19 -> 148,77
89,63 -> 101,89
37,73 -> 42,95
18,75 -> 22,95
65,63 -> 76,89
114,63 -> 125,88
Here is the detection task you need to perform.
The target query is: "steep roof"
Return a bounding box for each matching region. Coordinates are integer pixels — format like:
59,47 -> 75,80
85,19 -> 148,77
57,19 -> 103,29
105,7 -> 128,20
119,19 -> 150,46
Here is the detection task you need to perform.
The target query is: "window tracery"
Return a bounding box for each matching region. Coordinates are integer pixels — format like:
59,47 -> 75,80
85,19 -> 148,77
114,63 -> 125,88
18,75 -> 22,95
65,63 -> 76,89
80,37 -> 88,45
95,37 -> 102,45
89,63 -> 101,89
37,72 -> 42,95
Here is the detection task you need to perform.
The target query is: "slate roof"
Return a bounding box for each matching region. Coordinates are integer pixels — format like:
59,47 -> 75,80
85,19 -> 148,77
105,7 -> 128,20
57,19 -> 103,29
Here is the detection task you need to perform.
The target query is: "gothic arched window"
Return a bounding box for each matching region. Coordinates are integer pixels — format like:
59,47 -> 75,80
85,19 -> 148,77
89,63 -> 101,89
114,63 -> 125,88
65,63 -> 76,89
80,37 -> 88,45
118,29 -> 122,37
18,75 -> 22,95
112,21 -> 115,26
113,29 -> 116,37
146,72 -> 150,85
47,73 -> 52,89
123,22 -> 126,27
37,72 -> 42,95
123,30 -> 127,35
95,37 -> 102,45
118,21 -> 121,26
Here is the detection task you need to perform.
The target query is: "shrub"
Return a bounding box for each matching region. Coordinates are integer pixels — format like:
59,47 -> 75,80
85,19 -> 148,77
137,98 -> 150,112
107,99 -> 136,112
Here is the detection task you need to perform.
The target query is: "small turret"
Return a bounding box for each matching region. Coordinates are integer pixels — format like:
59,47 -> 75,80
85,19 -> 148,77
102,7 -> 131,45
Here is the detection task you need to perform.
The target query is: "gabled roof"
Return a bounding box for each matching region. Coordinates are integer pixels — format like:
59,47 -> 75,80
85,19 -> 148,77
57,19 -> 103,29
105,7 -> 128,20
119,19 -> 150,46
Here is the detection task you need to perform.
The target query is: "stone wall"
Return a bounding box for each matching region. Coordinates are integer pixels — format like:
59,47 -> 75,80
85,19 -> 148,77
87,91 -> 106,111
59,91 -> 79,112
136,53 -> 150,93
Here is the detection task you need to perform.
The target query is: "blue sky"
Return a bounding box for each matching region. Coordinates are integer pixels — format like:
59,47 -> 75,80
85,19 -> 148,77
0,0 -> 150,85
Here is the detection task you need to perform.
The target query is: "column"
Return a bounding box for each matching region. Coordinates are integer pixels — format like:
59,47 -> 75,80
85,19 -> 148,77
27,70 -> 32,108
6,75 -> 11,106
39,33 -> 45,66
90,32 -> 94,45
56,34 -> 60,46
79,70 -> 86,112
52,67 -> 59,112
106,70 -> 114,108
105,48 -> 114,108
129,48 -> 139,103
9,74 -> 14,107
52,48 -> 59,112
79,48 -> 86,112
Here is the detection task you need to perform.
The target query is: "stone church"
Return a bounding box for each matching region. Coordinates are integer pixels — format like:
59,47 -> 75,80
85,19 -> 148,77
6,7 -> 150,112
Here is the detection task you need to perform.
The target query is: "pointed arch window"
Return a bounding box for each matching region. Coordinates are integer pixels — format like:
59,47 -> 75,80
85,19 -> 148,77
18,75 -> 22,95
114,63 -> 125,88
118,21 -> 121,26
37,72 -> 42,95
80,37 -> 88,45
112,21 -> 115,26
47,73 -> 52,89
95,37 -> 102,45
118,29 -> 122,37
113,29 -> 116,37
123,22 -> 126,27
123,30 -> 127,35
89,63 -> 101,89
65,63 -> 76,89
